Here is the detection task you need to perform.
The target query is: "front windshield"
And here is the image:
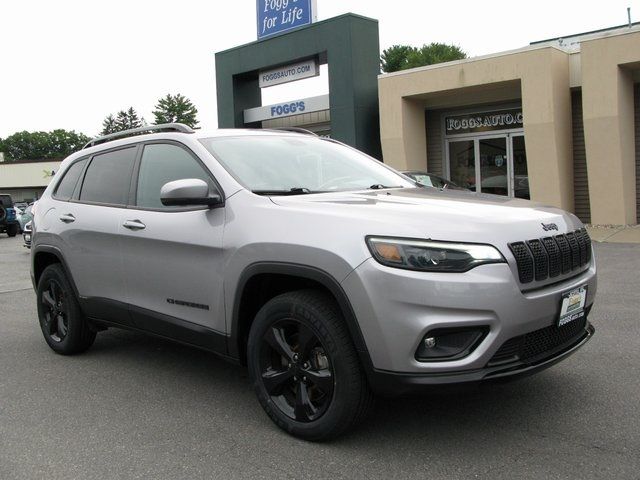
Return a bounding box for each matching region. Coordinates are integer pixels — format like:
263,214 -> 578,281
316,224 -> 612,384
200,135 -> 415,193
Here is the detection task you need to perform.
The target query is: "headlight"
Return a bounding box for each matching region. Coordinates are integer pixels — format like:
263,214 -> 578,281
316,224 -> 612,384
366,236 -> 505,272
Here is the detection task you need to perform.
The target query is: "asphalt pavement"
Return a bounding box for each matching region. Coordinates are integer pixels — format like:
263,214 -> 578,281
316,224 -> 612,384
0,236 -> 638,479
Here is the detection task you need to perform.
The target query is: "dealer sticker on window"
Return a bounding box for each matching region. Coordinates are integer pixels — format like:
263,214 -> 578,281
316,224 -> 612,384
558,286 -> 587,327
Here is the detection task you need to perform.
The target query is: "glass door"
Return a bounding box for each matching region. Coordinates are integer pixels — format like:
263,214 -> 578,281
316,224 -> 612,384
448,140 -> 476,191
478,136 -> 508,196
510,134 -> 529,199
447,133 -> 528,198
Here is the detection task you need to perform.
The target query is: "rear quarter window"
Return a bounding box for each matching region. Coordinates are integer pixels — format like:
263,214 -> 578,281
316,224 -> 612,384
53,159 -> 87,201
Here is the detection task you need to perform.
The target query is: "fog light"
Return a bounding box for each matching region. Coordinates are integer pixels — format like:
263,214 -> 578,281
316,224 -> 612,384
424,337 -> 436,348
415,327 -> 488,362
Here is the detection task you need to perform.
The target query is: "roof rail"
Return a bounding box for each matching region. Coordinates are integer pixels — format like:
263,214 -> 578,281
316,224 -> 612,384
83,123 -> 195,149
268,127 -> 318,136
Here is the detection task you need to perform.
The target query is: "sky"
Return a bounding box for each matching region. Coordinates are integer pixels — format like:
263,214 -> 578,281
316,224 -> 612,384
0,0 -> 637,138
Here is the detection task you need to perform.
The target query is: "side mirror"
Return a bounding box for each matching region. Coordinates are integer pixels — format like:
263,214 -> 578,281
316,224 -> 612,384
160,178 -> 223,207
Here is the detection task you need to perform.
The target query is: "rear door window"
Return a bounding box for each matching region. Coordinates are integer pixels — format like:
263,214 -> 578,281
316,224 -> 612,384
80,147 -> 137,205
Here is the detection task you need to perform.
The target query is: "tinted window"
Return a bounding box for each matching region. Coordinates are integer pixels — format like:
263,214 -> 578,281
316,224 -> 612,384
136,143 -> 213,209
54,159 -> 87,201
80,147 -> 137,205
0,195 -> 12,207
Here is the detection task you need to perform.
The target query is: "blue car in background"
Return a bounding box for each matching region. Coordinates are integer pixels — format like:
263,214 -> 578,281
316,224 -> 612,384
0,194 -> 20,237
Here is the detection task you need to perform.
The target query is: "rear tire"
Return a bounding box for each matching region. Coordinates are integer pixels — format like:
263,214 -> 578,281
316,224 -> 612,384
6,224 -> 18,237
36,264 -> 96,355
247,289 -> 373,441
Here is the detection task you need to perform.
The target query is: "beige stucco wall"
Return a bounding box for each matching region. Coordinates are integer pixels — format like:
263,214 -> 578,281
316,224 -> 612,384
0,161 -> 61,189
581,31 -> 640,225
379,45 -> 575,212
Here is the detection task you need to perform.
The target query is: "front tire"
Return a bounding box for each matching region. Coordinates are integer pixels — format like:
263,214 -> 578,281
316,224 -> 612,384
6,224 -> 18,237
247,290 -> 373,441
37,264 -> 96,355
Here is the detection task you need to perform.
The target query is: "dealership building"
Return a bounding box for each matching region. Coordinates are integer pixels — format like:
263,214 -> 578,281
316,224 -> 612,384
2,13 -> 640,225
379,23 -> 640,225
0,154 -> 59,202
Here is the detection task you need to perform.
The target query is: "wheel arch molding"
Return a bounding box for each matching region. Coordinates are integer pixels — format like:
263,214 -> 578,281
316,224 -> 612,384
32,245 -> 80,298
230,262 -> 374,371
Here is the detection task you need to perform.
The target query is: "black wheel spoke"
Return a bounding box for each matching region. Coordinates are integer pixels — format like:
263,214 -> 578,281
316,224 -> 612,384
42,290 -> 55,308
57,315 -> 68,338
49,282 -> 59,303
264,326 -> 295,361
305,369 -> 333,394
261,368 -> 294,395
44,313 -> 56,335
294,382 -> 316,422
297,324 -> 317,357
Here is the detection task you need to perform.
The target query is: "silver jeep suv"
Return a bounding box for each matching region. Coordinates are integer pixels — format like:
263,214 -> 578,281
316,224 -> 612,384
31,124 -> 596,440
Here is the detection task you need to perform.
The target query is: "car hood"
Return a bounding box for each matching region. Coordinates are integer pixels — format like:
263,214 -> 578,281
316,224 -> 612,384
268,187 -> 583,244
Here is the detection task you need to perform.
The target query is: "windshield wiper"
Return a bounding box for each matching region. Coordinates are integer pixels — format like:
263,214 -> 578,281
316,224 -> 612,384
369,184 -> 404,190
252,187 -> 315,196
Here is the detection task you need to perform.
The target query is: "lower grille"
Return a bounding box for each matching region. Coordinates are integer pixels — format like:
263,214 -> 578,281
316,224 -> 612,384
488,315 -> 588,366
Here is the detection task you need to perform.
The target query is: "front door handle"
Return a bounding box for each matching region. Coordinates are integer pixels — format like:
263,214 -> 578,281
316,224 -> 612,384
123,219 -> 146,230
59,213 -> 75,223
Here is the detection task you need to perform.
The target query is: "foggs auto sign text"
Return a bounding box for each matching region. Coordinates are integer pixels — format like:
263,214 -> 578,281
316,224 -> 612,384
259,58 -> 319,88
445,109 -> 523,135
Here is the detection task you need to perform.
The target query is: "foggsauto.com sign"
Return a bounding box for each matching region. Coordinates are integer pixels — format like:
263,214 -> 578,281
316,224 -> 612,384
445,109 -> 523,135
257,0 -> 316,40
259,58 -> 319,88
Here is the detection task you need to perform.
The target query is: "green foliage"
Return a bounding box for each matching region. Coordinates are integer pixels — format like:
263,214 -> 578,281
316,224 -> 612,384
101,107 -> 145,135
101,114 -> 118,135
0,129 -> 90,162
381,43 -> 467,73
152,93 -> 199,128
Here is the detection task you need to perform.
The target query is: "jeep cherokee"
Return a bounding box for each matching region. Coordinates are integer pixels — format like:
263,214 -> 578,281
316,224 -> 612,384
30,124 -> 596,440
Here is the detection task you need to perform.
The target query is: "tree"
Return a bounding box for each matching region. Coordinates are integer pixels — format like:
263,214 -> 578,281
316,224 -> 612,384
152,93 -> 199,128
0,130 -> 90,162
115,107 -> 145,132
381,43 -> 467,73
100,107 -> 145,135
101,114 -> 118,135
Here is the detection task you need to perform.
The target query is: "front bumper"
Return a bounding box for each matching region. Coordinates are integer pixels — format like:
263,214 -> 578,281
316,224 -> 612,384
341,255 -> 597,384
367,322 -> 594,396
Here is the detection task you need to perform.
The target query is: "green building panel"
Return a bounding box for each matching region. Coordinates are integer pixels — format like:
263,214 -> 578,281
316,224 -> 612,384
215,13 -> 381,158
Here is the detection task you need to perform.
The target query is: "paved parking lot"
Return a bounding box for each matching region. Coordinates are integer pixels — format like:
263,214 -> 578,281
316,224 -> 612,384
1,236 -> 639,479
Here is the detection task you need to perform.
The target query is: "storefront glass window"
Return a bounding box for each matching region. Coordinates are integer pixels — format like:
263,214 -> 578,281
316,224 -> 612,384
448,140 -> 475,190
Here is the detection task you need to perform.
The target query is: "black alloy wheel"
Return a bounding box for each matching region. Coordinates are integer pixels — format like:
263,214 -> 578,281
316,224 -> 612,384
247,289 -> 373,441
259,319 -> 334,423
37,264 -> 96,355
41,279 -> 69,342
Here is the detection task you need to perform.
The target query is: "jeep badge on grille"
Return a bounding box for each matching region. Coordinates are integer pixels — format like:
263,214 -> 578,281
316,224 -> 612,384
541,222 -> 559,231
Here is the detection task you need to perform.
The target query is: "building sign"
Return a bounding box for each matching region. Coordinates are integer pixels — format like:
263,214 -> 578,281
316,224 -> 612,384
259,58 -> 319,88
445,109 -> 523,135
257,0 -> 316,40
244,94 -> 329,123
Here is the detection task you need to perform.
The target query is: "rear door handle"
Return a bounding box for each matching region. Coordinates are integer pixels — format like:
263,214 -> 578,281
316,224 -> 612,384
123,219 -> 146,230
59,213 -> 75,223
